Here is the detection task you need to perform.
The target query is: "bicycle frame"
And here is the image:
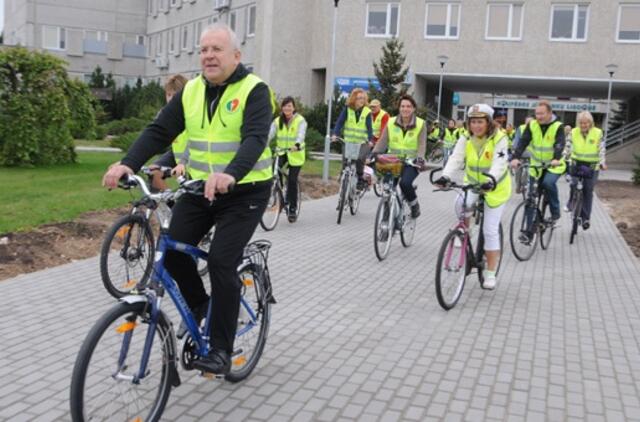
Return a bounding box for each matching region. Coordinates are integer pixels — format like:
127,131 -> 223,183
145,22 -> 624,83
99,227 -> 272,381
119,229 -> 259,382
443,188 -> 484,272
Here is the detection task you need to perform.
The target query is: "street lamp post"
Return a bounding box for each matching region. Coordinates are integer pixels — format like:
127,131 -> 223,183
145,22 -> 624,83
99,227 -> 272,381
322,0 -> 340,183
603,63 -> 618,144
436,55 -> 449,125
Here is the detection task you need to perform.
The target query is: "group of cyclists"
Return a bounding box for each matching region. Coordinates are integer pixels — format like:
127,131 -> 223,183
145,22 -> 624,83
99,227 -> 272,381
101,22 -> 607,377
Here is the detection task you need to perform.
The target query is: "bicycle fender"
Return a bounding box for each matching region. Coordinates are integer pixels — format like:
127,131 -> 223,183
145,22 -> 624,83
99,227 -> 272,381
119,295 -> 149,305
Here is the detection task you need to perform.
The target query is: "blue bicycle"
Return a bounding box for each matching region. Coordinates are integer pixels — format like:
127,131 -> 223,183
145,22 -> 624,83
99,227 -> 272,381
70,175 -> 274,421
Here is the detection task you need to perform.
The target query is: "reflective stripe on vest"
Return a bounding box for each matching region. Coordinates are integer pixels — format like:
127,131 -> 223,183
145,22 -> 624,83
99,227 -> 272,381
275,114 -> 306,167
344,107 -> 371,144
528,120 -> 566,176
387,116 -> 424,158
571,127 -> 602,163
181,74 -> 272,184
372,110 -> 389,138
463,129 -> 512,208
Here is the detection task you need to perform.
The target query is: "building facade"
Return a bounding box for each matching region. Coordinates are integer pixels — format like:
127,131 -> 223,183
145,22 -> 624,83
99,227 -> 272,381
4,0 -> 640,124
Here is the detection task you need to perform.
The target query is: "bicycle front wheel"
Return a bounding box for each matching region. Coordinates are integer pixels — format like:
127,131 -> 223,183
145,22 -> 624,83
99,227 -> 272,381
400,201 -> 416,247
226,263 -> 272,382
100,214 -> 155,299
373,180 -> 383,197
570,191 -> 583,245
540,198 -> 554,250
70,302 -> 176,422
260,183 -> 282,231
509,201 -> 538,262
374,198 -> 394,261
435,229 -> 467,310
337,173 -> 349,224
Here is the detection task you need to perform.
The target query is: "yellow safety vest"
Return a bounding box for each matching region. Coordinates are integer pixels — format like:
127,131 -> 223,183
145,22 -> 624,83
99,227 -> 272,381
570,127 -> 602,164
528,120 -> 566,176
344,107 -> 371,144
464,129 -> 512,208
274,114 -> 306,167
387,116 -> 425,158
171,131 -> 189,162
429,127 -> 441,140
443,128 -> 458,147
181,74 -> 272,183
372,110 -> 389,139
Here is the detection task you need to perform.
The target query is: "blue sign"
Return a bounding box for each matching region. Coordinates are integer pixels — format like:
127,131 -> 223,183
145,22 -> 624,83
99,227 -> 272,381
335,77 -> 380,95
452,92 -> 460,105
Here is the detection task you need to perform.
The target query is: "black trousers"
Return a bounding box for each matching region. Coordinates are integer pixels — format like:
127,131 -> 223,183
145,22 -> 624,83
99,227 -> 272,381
164,182 -> 270,354
277,155 -> 301,209
399,164 -> 419,202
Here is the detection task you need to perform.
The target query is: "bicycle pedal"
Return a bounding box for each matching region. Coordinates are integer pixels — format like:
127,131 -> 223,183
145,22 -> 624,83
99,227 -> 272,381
200,371 -> 225,380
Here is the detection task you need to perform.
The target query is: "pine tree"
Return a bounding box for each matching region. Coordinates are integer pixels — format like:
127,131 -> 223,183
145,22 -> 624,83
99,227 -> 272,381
608,101 -> 628,131
88,65 -> 106,88
370,38 -> 409,114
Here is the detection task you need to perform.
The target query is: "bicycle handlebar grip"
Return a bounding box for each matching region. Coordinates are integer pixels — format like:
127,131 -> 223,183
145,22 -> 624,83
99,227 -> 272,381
429,167 -> 443,184
118,174 -> 138,190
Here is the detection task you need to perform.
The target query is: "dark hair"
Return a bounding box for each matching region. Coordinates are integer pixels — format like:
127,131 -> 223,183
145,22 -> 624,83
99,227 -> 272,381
279,96 -> 296,130
396,94 -> 417,110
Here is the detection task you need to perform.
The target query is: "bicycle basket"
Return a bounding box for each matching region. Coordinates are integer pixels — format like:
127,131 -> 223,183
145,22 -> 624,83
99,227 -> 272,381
375,154 -> 403,177
344,142 -> 363,161
570,164 -> 595,179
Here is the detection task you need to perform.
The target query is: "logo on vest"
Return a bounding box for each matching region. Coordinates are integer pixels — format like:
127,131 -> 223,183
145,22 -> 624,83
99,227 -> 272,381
225,99 -> 240,113
484,151 -> 492,160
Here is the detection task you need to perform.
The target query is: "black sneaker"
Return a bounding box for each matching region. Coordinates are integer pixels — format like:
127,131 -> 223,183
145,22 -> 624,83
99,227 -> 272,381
357,178 -> 366,191
176,301 -> 208,339
518,232 -> 533,244
582,220 -> 590,231
410,203 -> 421,219
192,349 -> 231,375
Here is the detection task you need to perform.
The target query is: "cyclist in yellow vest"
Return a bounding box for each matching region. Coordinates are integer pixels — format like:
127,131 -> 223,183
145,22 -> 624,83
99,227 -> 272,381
428,122 -> 442,144
511,100 -> 566,241
454,119 -> 468,139
332,88 -> 374,190
372,94 -> 427,218
564,111 -> 606,230
268,97 -> 307,221
435,104 -> 511,290
369,99 -> 389,145
103,23 -> 273,375
443,119 -> 458,165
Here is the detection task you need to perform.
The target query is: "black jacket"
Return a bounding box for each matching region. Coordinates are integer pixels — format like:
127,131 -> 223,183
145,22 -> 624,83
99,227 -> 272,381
121,64 -> 272,183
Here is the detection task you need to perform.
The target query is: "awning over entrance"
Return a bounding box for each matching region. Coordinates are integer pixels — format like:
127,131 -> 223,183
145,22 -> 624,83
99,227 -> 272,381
417,72 -> 640,100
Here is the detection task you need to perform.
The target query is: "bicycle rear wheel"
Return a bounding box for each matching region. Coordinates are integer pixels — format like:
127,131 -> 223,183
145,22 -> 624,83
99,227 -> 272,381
70,302 -> 176,422
226,263 -> 271,382
349,183 -> 361,216
337,173 -> 349,224
540,198 -> 554,250
374,197 -> 394,261
509,201 -> 538,261
400,200 -> 416,247
570,190 -> 583,245
100,214 -> 155,299
435,229 -> 467,310
260,183 -> 282,231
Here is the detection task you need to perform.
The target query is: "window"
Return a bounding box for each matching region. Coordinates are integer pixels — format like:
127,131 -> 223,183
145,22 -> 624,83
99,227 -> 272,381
182,25 -> 189,49
42,26 -> 66,50
425,3 -> 460,39
137,35 -> 145,46
617,4 -> 640,42
170,0 -> 177,6
486,3 -> 523,40
195,21 -> 203,47
550,4 -> 589,41
85,30 -> 108,42
247,5 -> 256,37
229,11 -> 236,31
365,2 -> 400,37
169,29 -> 175,53
215,0 -> 229,9
157,32 -> 164,55
208,15 -> 219,24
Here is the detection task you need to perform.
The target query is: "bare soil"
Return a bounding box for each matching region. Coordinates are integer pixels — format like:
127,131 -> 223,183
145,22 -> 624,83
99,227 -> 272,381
595,180 -> 640,258
0,176 -> 339,281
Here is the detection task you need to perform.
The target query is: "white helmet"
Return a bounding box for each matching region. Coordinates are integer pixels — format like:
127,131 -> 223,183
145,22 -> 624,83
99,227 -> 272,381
467,104 -> 494,121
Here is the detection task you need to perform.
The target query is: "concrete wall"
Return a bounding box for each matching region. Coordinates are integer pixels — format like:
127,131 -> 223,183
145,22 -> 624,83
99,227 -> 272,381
608,139 -> 640,169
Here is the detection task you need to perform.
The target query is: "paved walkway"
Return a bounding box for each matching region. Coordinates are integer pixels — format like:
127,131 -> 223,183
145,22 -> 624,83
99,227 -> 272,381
1,175 -> 640,421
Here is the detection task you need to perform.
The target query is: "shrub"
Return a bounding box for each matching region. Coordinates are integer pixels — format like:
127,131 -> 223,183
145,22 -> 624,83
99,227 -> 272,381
65,78 -> 97,140
93,125 -> 108,140
103,117 -> 148,136
110,130 -> 143,152
0,47 -> 76,166
633,154 -> 640,185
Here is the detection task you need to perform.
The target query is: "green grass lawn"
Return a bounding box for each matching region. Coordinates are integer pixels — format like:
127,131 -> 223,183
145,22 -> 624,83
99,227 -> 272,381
0,153 -> 342,234
0,151 -> 132,233
74,139 -> 115,148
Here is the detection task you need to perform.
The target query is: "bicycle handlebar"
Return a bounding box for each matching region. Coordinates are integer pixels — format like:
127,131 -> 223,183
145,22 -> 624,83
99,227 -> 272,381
141,166 -> 173,180
429,167 -> 497,193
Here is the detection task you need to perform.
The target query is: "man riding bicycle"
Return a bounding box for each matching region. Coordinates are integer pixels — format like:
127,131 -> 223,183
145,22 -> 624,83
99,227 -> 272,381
103,23 -> 273,375
510,100 -> 566,241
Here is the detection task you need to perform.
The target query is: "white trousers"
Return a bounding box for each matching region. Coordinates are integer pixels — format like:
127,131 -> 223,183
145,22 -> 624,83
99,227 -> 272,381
454,192 -> 505,251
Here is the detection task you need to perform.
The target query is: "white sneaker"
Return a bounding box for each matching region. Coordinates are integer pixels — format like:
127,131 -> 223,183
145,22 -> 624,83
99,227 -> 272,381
483,272 -> 497,290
